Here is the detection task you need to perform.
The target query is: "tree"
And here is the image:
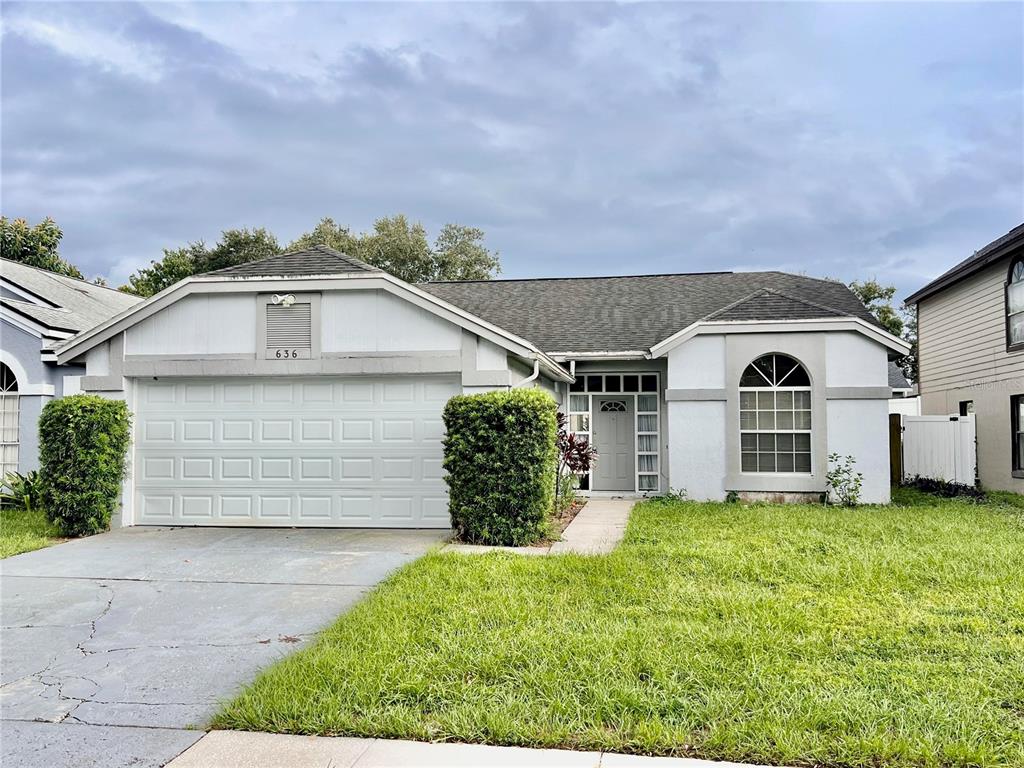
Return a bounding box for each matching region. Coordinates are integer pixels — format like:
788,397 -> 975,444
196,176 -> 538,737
432,223 -> 501,281
287,217 -> 358,255
0,216 -> 83,278
849,278 -> 917,383
848,279 -> 904,338
121,228 -> 281,297
899,303 -> 918,383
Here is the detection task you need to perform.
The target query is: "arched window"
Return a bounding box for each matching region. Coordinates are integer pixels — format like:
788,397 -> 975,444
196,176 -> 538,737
0,363 -> 19,477
1007,259 -> 1024,348
739,354 -> 811,473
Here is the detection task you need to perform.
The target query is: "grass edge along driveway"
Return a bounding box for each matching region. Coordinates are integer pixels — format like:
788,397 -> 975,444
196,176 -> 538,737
0,507 -> 62,559
214,489 -> 1024,768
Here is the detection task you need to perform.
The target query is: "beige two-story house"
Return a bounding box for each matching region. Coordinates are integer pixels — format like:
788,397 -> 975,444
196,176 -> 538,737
906,222 -> 1024,491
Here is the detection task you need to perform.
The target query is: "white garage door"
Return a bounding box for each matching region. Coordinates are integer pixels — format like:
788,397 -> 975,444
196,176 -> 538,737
133,376 -> 458,527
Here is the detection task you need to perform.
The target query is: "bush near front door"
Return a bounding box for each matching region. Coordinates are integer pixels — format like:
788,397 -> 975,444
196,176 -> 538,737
39,394 -> 131,537
442,388 -> 557,546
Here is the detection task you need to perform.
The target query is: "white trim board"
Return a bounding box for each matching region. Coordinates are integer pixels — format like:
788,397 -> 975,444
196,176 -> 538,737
649,318 -> 912,358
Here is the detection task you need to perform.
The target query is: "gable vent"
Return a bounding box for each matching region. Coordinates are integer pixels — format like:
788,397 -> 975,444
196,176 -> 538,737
266,302 -> 312,357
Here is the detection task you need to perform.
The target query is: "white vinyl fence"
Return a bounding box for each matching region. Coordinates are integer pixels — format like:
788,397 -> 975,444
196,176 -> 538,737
901,414 -> 977,485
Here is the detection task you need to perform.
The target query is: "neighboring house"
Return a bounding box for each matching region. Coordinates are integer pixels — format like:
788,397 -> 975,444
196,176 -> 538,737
0,258 -> 142,475
887,361 -> 920,416
906,222 -> 1024,492
54,245 -> 908,528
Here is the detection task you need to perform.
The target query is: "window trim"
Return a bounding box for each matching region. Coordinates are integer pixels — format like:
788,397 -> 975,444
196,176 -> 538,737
1012,395 -> 1024,478
739,354 -> 813,475
1005,259 -> 1024,353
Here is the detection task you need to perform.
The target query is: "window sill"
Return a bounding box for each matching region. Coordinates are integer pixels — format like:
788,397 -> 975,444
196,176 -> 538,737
1012,469 -> 1024,479
1007,343 -> 1024,354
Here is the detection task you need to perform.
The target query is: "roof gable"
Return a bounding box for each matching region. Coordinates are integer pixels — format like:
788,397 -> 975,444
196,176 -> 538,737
204,245 -> 381,278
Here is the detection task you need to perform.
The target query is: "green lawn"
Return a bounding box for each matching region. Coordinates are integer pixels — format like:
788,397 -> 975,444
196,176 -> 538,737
0,506 -> 61,559
215,489 -> 1024,767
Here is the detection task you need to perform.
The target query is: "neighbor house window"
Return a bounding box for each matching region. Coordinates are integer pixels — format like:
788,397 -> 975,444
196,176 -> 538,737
739,354 -> 811,473
1007,259 -> 1024,348
0,363 -> 18,477
1012,396 -> 1024,474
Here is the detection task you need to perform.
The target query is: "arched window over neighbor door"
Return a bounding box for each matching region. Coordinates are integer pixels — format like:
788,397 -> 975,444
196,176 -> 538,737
0,363 -> 19,477
739,353 -> 812,473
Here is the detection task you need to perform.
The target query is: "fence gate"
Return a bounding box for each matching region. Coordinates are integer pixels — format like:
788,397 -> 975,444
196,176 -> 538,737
900,414 -> 977,485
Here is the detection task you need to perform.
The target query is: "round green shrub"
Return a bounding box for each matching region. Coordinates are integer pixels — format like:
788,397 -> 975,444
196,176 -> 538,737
442,387 -> 557,546
39,394 -> 131,537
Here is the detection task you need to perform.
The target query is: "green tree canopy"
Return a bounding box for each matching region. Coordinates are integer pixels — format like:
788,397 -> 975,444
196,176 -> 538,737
848,279 -> 904,337
289,215 -> 500,283
848,278 -> 916,383
121,228 -> 281,297
122,216 -> 500,297
0,216 -> 83,278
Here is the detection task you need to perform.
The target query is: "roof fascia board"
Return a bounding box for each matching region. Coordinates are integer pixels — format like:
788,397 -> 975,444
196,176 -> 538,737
650,318 -> 911,358
547,351 -> 650,362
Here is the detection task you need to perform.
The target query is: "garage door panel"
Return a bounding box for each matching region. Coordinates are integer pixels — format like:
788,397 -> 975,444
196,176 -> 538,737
134,376 -> 456,527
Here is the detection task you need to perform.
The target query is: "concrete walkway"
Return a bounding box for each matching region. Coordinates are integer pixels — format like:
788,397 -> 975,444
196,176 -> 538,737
444,497 -> 635,556
168,730 -> 772,767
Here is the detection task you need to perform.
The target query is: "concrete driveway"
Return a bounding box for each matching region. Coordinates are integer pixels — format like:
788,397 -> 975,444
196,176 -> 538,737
0,526 -> 447,768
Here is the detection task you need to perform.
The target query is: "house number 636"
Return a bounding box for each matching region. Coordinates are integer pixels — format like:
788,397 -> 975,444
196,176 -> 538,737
274,349 -> 300,359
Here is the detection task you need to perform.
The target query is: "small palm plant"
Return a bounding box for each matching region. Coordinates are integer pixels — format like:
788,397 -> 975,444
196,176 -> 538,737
1,470 -> 43,512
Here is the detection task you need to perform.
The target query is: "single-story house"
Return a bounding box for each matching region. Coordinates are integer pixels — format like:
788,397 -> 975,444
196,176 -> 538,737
54,245 -> 909,527
0,258 -> 142,475
906,221 -> 1024,491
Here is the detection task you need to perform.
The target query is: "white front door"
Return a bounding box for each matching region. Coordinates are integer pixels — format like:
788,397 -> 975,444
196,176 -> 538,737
132,376 -> 458,527
592,396 -> 635,491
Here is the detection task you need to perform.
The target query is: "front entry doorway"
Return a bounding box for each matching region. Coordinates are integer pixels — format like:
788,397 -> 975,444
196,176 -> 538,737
592,396 -> 635,491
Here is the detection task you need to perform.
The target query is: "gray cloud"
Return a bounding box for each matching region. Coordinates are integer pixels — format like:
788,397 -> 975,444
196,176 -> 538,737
1,1 -> 1021,302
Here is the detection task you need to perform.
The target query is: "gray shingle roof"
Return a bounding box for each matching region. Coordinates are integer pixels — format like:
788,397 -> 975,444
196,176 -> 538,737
888,361 -> 911,390
421,271 -> 879,353
905,222 -> 1024,304
1,258 -> 141,334
204,245 -> 381,278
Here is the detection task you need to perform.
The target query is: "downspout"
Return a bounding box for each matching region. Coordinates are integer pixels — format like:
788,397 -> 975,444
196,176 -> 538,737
512,359 -> 540,388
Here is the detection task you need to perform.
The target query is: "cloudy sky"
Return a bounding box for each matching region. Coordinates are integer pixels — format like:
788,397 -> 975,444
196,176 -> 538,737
2,2 -> 1021,300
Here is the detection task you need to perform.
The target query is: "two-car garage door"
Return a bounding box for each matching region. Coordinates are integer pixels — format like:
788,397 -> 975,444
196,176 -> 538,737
133,376 -> 458,527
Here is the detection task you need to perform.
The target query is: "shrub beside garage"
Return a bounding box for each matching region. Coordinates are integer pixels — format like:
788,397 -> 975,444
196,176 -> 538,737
39,394 -> 131,537
442,388 -> 558,546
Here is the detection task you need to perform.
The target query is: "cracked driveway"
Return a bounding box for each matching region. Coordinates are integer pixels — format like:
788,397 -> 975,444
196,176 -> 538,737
0,525 -> 447,767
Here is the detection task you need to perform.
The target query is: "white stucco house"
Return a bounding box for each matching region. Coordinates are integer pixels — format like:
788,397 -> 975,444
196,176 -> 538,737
54,246 -> 909,528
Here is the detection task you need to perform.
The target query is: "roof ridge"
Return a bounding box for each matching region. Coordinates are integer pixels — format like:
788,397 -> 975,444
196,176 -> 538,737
202,244 -> 380,276
421,270 -> 741,285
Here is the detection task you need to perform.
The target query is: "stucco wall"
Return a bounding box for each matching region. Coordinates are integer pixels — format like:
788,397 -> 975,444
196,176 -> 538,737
666,329 -> 891,503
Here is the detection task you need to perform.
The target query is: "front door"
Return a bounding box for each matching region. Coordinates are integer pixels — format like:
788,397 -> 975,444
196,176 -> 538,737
593,397 -> 635,491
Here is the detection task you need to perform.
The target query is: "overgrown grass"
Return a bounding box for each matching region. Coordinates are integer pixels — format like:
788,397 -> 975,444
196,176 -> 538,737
0,506 -> 61,559
215,492 -> 1024,767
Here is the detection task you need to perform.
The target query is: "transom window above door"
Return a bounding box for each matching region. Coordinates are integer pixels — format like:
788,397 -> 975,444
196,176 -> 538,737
600,400 -> 628,412
569,373 -> 658,393
739,354 -> 812,474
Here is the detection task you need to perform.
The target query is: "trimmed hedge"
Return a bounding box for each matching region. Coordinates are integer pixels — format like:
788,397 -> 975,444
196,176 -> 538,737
39,394 -> 131,537
442,388 -> 558,546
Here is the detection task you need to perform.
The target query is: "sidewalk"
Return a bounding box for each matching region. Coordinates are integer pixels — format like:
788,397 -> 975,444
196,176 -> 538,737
443,498 -> 635,556
167,731 -> 773,768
